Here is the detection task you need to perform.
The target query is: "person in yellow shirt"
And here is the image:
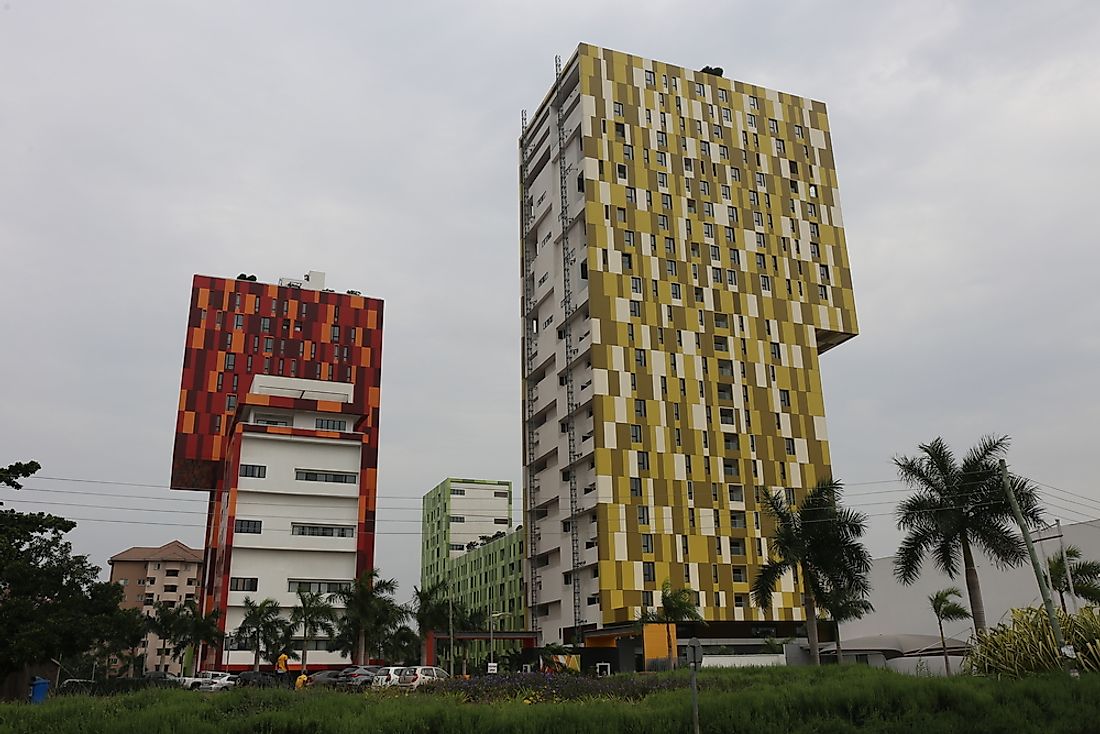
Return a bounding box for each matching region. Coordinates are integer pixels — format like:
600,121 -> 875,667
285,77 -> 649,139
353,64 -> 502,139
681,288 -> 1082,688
276,653 -> 289,687
295,671 -> 309,690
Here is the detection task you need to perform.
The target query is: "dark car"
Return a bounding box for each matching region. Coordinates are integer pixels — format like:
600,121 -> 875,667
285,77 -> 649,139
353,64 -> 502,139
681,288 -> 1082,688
337,665 -> 382,688
307,670 -> 344,687
235,671 -> 280,688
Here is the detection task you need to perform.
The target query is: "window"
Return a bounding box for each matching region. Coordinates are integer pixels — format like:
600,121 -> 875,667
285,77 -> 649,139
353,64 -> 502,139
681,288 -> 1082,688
732,567 -> 747,583
239,464 -> 266,478
642,590 -> 654,606
234,519 -> 262,534
779,389 -> 790,408
229,577 -> 258,592
638,451 -> 650,470
630,424 -> 643,443
730,511 -> 746,528
747,113 -> 756,128
657,171 -> 668,187
642,561 -> 655,582
645,70 -> 655,85
749,95 -> 759,110
449,515 -> 465,523
315,418 -> 348,431
224,353 -> 236,370
641,534 -> 653,554
634,399 -> 647,418
292,524 -> 355,538
670,282 -> 681,299
638,506 -> 650,525
165,569 -> 180,577
656,131 -> 667,147
795,124 -> 804,138
728,484 -> 744,502
295,469 -> 357,484
761,274 -> 772,291
288,579 -> 352,594
785,438 -> 796,456
234,314 -> 244,329
613,101 -> 624,116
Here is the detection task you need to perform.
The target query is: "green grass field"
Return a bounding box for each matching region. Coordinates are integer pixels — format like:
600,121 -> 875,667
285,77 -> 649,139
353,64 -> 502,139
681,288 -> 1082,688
2,666 -> 1098,734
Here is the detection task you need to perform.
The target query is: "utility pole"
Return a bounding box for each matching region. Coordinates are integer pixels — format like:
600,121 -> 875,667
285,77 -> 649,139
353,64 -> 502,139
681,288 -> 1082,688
1000,460 -> 1073,674
1056,520 -> 1079,614
447,587 -> 455,677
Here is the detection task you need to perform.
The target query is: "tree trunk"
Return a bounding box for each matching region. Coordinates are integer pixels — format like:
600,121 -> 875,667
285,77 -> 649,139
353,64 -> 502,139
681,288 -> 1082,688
1059,590 -> 1067,615
835,621 -> 844,665
804,572 -> 820,666
960,539 -> 987,633
357,630 -> 366,666
301,635 -> 309,673
253,636 -> 261,672
666,623 -> 675,672
939,619 -> 951,676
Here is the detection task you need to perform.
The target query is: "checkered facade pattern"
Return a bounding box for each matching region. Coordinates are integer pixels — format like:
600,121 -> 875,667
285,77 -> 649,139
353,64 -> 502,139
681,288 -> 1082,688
520,44 -> 857,642
171,274 -> 383,617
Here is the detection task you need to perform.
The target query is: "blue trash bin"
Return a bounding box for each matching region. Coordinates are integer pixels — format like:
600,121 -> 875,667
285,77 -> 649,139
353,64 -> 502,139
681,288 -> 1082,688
29,677 -> 49,704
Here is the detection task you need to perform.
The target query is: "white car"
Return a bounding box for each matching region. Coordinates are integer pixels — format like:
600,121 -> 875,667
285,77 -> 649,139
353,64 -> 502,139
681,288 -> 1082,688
195,671 -> 238,691
370,667 -> 404,687
395,666 -> 449,690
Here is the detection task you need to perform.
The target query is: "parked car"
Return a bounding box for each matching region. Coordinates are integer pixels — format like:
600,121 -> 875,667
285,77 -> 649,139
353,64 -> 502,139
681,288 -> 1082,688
338,665 -> 382,688
395,666 -> 449,690
58,679 -> 94,693
370,666 -> 404,687
307,670 -> 344,687
235,671 -> 280,688
142,671 -> 186,688
196,671 -> 238,692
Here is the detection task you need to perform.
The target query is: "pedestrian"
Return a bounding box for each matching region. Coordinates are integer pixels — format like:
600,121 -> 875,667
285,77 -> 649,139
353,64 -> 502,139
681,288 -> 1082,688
276,652 -> 289,687
295,670 -> 309,690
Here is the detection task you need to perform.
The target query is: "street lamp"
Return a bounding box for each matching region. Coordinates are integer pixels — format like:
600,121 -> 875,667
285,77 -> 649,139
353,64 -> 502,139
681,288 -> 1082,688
488,611 -> 508,666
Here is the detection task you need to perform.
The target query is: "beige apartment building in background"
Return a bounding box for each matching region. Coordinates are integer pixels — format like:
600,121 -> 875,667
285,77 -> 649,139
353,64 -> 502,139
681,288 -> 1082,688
108,540 -> 203,674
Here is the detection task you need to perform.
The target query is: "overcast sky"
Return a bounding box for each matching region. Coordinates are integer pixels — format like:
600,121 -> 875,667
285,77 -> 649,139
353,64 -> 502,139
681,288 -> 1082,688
2,0 -> 1099,605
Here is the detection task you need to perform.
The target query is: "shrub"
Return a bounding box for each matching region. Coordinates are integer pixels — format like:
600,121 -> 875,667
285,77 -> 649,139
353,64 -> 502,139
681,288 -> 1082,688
965,606 -> 1100,677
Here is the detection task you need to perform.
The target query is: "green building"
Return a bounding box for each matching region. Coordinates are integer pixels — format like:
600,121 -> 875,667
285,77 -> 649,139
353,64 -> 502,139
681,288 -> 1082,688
420,478 -> 526,636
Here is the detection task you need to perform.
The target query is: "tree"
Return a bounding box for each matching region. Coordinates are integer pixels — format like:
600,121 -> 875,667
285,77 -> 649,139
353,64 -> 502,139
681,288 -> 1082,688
382,625 -> 420,666
149,601 -> 183,671
1,460 -> 41,496
330,569 -> 407,664
1047,545 -> 1100,613
0,509 -> 141,680
820,582 -> 874,665
291,590 -> 336,671
894,435 -> 1043,633
639,579 -> 704,671
236,597 -> 283,671
929,587 -> 970,675
166,600 -> 222,675
752,478 -> 871,666
412,580 -> 450,638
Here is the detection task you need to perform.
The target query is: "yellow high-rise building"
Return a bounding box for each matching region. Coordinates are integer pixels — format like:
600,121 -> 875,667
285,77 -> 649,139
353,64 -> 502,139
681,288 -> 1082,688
520,44 -> 858,646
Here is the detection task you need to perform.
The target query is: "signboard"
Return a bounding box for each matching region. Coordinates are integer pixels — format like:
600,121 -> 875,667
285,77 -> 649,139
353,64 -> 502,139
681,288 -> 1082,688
685,638 -> 704,666
486,662 -> 498,674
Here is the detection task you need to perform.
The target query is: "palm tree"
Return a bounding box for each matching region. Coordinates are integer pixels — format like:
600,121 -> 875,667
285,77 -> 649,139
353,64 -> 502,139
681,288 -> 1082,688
237,597 -> 282,671
639,579 -> 704,671
1047,545 -> 1100,613
820,582 -> 874,665
929,587 -> 970,675
752,478 -> 871,666
290,591 -> 336,672
382,625 -> 420,666
412,580 -> 450,638
329,569 -> 407,665
894,435 -> 1043,633
165,600 -> 222,675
